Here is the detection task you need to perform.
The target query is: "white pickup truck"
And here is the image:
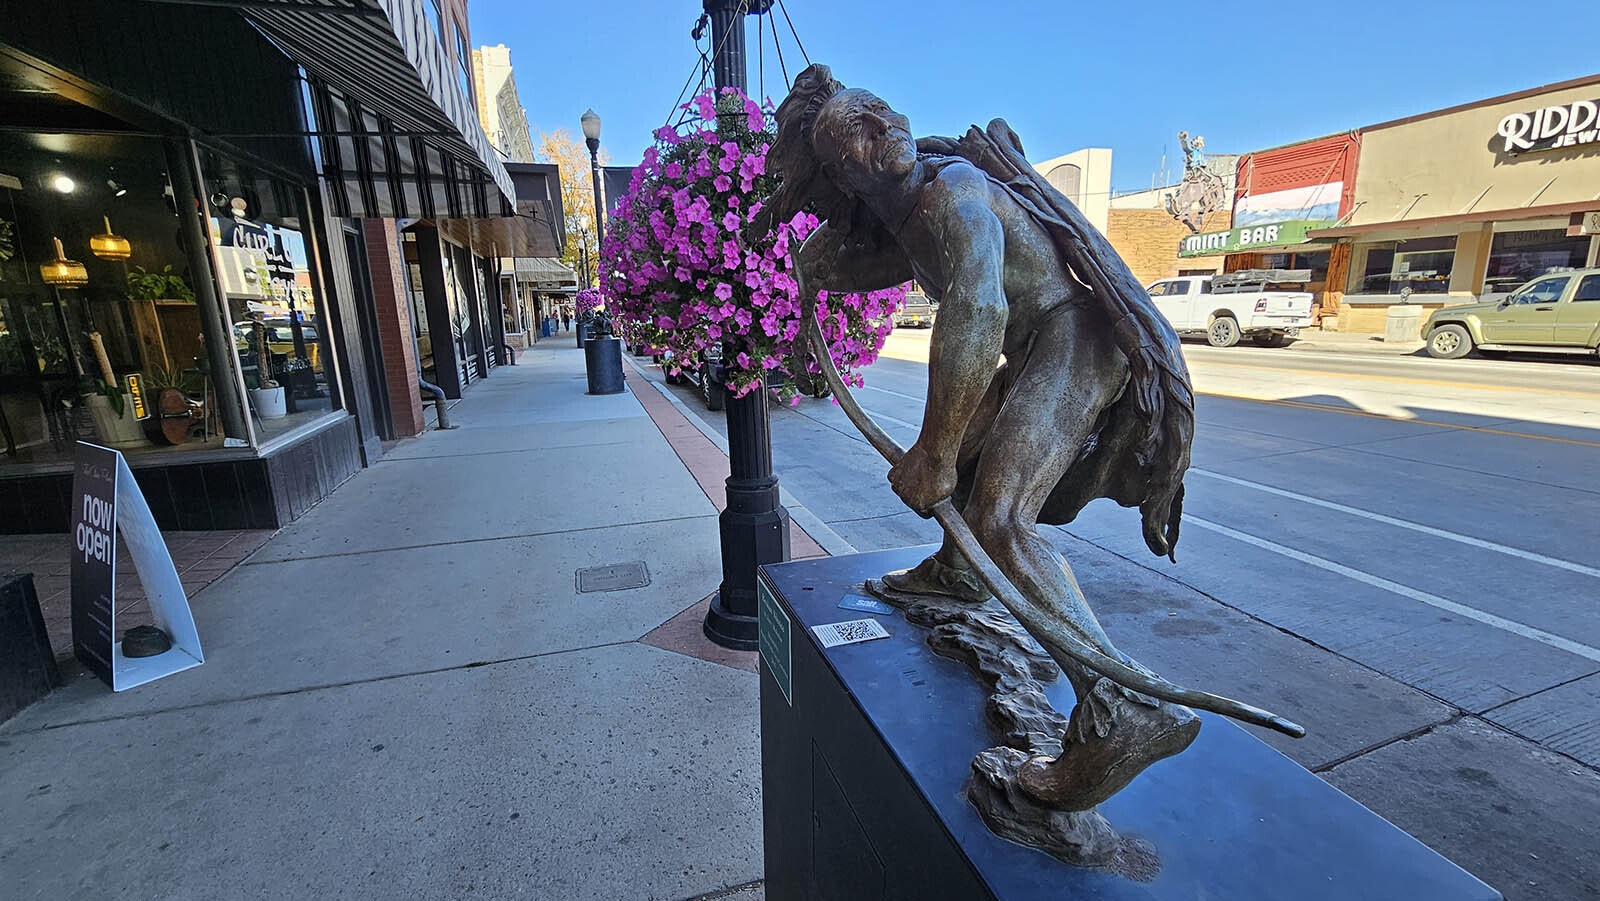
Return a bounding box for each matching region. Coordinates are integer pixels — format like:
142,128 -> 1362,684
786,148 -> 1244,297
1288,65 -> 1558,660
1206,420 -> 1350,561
1145,269 -> 1316,347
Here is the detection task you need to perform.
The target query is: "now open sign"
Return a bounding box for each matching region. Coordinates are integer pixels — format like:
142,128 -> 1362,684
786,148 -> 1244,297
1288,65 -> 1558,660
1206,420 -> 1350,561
70,442 -> 203,691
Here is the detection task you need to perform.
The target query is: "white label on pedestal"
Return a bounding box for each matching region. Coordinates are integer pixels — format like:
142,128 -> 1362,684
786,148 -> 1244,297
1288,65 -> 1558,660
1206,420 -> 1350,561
812,618 -> 890,649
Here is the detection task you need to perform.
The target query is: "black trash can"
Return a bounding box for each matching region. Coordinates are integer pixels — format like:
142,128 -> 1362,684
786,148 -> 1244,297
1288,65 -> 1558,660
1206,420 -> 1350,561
576,322 -> 589,348
584,336 -> 625,395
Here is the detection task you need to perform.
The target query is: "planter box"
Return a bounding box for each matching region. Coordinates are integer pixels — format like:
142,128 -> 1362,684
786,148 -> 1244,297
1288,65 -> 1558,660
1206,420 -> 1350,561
249,386 -> 287,419
86,393 -> 149,449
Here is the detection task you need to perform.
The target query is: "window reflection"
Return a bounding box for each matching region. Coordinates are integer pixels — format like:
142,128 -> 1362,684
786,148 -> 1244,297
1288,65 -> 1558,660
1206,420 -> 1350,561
202,149 -> 338,441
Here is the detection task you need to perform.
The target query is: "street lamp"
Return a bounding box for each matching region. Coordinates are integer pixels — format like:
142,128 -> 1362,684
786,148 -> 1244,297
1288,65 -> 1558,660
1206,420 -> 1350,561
580,109 -> 605,244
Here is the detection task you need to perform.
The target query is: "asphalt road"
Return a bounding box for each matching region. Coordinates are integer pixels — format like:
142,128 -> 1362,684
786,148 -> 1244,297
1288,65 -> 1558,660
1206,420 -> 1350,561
644,331 -> 1600,899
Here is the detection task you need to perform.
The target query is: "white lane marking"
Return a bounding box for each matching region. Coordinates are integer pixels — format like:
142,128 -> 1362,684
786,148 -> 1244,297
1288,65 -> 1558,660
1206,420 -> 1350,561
858,404 -> 922,431
1185,514 -> 1600,664
1190,469 -> 1600,580
862,383 -> 928,404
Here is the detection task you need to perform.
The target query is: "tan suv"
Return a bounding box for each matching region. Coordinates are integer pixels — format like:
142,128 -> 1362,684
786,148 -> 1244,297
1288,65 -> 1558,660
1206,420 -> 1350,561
1424,268 -> 1600,359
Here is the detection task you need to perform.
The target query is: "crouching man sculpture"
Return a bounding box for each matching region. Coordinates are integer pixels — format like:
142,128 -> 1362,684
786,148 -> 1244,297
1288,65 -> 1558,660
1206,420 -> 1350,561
752,64 -> 1302,864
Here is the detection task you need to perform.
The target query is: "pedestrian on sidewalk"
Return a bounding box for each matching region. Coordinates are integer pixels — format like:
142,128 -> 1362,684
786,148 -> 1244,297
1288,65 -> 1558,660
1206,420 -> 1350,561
562,311 -> 572,332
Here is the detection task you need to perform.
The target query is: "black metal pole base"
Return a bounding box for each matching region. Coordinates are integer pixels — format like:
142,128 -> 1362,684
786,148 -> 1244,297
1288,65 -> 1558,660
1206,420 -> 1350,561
703,475 -> 790,650
702,589 -> 759,650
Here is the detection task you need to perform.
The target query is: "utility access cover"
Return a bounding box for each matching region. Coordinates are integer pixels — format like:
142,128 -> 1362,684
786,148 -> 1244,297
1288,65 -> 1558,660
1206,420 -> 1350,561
575,561 -> 651,593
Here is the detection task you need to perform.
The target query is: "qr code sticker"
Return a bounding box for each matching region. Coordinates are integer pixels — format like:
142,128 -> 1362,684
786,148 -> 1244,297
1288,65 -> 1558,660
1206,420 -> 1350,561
812,618 -> 890,649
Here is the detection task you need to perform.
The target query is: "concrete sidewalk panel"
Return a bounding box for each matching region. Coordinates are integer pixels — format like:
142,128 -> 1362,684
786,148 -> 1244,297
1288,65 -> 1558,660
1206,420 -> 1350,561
259,437 -> 714,561
381,417 -> 662,460
0,643 -> 761,900
1323,718 -> 1600,901
3,516 -> 721,728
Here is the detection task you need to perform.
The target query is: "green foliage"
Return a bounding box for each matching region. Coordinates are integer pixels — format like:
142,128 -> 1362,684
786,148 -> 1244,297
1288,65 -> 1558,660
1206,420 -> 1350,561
95,378 -> 126,417
126,265 -> 195,302
144,362 -> 196,393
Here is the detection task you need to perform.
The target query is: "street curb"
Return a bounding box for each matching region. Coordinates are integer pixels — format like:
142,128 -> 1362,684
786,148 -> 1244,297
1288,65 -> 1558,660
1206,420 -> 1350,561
622,354 -> 858,557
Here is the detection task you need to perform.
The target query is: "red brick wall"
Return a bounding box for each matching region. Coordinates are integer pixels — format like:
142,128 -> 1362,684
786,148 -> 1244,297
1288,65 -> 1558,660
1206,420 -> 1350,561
1234,133 -> 1361,220
362,219 -> 425,438
1107,209 -> 1231,287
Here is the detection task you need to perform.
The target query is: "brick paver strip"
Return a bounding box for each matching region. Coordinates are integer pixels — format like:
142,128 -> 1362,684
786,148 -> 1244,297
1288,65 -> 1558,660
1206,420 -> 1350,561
625,366 -> 828,559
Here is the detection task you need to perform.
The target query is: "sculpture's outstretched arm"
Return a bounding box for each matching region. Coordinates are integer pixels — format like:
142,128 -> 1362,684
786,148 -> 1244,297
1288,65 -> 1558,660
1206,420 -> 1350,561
791,219 -> 914,299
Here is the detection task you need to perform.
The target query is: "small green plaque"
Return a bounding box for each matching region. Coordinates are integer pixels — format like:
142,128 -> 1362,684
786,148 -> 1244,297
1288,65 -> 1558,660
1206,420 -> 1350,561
758,575 -> 793,706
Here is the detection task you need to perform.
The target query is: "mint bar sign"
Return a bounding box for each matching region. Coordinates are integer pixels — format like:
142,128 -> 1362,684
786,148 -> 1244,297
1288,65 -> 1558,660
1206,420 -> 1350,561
1497,100 -> 1600,153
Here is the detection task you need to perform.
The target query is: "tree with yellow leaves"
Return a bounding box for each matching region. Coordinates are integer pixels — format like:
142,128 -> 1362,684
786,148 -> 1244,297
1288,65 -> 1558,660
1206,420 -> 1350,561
536,128 -> 609,287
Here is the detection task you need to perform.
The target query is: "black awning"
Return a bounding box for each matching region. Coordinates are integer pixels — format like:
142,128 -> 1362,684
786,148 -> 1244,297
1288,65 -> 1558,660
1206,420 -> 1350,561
234,0 -> 515,219
430,162 -> 566,258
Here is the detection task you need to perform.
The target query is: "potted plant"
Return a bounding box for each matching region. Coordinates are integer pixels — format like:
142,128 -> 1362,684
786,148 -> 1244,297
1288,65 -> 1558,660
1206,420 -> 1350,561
82,331 -> 148,448
126,265 -> 195,302
143,364 -> 201,445
601,86 -> 906,405
83,379 -> 148,448
246,318 -> 286,419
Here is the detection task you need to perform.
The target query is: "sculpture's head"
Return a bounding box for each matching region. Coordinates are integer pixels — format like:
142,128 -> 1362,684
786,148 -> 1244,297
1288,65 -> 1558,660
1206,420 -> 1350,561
751,63 -> 892,240
813,88 -> 918,192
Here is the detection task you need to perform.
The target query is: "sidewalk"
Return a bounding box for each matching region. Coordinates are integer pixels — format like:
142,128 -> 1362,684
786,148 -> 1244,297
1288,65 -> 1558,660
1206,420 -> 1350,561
0,340 -> 772,900
1287,329 -> 1426,355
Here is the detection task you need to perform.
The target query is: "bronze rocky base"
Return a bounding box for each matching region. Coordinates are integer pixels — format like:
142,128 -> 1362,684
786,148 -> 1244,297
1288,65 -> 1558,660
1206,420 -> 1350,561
968,746 -> 1159,880
867,576 -> 1161,875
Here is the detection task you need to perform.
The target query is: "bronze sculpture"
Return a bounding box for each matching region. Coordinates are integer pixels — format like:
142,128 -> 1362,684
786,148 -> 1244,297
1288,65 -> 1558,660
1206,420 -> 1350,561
753,64 -> 1302,864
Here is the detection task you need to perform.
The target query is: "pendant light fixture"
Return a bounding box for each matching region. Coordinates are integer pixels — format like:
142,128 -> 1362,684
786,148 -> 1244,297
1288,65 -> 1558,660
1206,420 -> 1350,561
39,236 -> 89,286
90,215 -> 131,260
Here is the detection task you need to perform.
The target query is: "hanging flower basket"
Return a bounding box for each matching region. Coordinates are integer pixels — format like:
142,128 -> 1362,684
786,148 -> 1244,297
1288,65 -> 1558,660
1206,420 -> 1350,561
601,86 -> 906,403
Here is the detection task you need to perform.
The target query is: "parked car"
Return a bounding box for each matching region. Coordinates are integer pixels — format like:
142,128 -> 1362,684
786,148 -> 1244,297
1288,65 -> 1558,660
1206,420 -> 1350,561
659,346 -> 728,410
893,293 -> 935,328
1424,268 -> 1600,359
1145,270 -> 1316,347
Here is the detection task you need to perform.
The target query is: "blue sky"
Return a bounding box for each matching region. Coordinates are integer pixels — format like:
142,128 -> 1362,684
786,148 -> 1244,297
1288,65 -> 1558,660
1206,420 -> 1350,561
470,0 -> 1600,194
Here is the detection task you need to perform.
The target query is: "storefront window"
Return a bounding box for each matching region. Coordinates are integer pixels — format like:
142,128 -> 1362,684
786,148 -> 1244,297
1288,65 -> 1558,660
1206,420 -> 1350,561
1483,229 -> 1591,295
200,147 -> 338,442
1358,237 -> 1455,294
401,232 -> 435,385
0,132 -> 244,465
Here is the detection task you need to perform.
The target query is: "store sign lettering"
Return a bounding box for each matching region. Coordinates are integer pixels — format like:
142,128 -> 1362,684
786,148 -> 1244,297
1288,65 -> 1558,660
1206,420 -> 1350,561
1179,219 -> 1328,258
1497,100 -> 1600,153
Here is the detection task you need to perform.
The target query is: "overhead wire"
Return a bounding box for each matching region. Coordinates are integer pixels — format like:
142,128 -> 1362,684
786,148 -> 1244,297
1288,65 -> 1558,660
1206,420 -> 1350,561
775,0 -> 810,67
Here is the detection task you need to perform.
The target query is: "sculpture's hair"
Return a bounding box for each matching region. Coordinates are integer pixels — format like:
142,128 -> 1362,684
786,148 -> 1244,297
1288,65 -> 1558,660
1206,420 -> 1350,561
747,64 -> 859,239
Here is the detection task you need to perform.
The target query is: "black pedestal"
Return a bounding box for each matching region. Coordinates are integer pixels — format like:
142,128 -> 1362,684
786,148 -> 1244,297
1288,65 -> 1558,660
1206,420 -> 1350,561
1,573 -> 61,724
576,322 -> 589,348
584,336 -> 624,395
757,547 -> 1501,900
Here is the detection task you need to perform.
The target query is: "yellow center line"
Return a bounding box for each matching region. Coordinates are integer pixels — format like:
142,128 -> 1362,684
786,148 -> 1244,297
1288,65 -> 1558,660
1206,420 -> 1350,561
1200,391 -> 1600,449
1189,360 -> 1600,400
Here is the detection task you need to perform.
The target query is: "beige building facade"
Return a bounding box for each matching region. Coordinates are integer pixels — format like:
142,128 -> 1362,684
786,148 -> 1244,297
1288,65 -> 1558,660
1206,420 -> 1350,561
1311,74 -> 1600,333
1033,148 -> 1112,235
471,44 -> 536,163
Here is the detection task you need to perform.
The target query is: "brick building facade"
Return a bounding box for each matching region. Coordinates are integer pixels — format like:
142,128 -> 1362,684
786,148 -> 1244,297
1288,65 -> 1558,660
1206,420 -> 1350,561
1107,208 -> 1232,287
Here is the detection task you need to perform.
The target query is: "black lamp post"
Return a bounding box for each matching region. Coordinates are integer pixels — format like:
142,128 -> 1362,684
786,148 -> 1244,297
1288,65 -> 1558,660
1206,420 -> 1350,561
701,0 -> 786,650
580,108 -> 606,244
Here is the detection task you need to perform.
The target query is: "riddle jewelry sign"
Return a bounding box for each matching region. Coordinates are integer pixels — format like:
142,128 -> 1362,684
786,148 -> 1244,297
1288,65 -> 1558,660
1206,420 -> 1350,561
1497,99 -> 1600,153
70,442 -> 204,691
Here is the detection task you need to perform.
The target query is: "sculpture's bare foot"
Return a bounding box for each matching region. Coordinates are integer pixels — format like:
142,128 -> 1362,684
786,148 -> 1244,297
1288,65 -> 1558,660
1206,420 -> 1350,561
1017,680 -> 1200,812
868,555 -> 990,605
